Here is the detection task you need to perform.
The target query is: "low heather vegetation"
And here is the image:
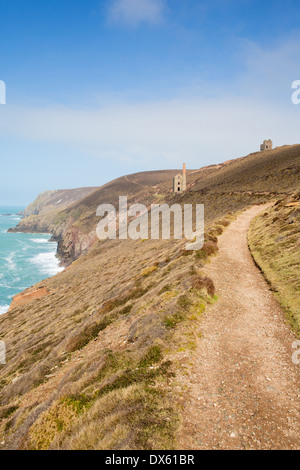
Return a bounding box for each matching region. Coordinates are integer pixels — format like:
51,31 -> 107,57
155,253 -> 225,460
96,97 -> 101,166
248,192 -> 300,336
0,219 -> 228,449
1,145 -> 299,449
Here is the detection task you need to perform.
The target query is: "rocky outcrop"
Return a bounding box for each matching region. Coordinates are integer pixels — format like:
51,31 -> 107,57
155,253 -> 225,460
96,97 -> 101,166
8,214 -> 56,234
9,287 -> 50,311
53,227 -> 97,266
8,207 -> 98,266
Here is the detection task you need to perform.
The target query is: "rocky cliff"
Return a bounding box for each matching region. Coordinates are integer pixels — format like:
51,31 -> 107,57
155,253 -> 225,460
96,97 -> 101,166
9,170 -> 187,264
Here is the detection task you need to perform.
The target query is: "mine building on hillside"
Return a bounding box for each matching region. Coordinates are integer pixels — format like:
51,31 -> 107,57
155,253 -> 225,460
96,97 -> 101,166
173,163 -> 187,193
260,139 -> 273,151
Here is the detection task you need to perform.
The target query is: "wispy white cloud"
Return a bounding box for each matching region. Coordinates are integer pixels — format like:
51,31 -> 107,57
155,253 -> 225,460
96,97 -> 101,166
107,0 -> 165,27
241,34 -> 300,101
0,96 -> 298,170
0,36 -> 299,170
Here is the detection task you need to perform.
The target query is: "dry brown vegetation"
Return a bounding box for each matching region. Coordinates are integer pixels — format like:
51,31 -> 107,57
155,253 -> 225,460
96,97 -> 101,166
0,228 -> 222,450
0,144 -> 299,449
21,187 -> 100,217
248,192 -> 300,336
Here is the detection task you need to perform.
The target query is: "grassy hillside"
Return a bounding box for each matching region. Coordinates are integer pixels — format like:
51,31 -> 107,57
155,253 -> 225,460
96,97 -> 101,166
248,192 -> 300,336
0,217 -> 228,449
22,187 -> 100,217
54,144 -> 300,237
11,170 -> 194,263
0,145 -> 299,449
190,145 -> 300,194
10,145 -> 300,265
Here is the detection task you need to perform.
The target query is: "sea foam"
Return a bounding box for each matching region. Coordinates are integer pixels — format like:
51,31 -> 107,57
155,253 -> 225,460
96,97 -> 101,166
0,305 -> 9,315
6,253 -> 16,271
30,252 -> 64,277
0,208 -> 64,309
30,238 -> 49,244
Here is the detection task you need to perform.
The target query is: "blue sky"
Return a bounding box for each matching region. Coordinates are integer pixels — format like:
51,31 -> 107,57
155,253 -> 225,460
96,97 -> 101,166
0,0 -> 300,204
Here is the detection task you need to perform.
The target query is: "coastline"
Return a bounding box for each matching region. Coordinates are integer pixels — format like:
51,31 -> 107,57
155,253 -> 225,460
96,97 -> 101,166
0,210 -> 64,315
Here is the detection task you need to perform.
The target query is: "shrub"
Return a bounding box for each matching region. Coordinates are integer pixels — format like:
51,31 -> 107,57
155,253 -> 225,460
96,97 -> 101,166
191,275 -> 215,297
97,353 -> 171,398
206,233 -> 218,243
195,241 -> 218,260
29,395 -> 91,450
66,319 -> 111,353
202,241 -> 218,256
159,284 -> 171,295
138,345 -> 162,369
141,266 -> 158,277
213,226 -> 224,235
119,304 -> 133,315
0,405 -> 19,419
62,394 -> 92,414
163,312 -> 185,329
177,295 -> 192,310
219,219 -> 230,227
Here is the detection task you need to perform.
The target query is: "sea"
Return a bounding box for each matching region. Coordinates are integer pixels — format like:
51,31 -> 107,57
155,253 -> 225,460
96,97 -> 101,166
0,206 -> 64,315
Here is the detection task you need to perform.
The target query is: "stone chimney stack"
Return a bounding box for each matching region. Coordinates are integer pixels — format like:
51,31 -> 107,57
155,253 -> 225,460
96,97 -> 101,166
182,163 -> 187,191
172,163 -> 187,193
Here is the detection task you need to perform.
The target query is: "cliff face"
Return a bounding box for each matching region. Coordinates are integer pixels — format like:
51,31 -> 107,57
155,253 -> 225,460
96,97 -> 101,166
8,213 -> 93,266
9,170 -> 185,264
8,187 -> 100,263
53,226 -> 98,266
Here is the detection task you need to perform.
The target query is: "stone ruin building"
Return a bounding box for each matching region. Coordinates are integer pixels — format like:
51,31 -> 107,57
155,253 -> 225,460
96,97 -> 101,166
173,163 -> 187,193
260,139 -> 273,151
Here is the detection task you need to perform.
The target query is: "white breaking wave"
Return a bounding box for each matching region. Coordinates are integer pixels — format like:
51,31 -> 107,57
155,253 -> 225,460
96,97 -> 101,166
30,252 -> 64,277
6,253 -> 16,270
0,305 -> 9,315
0,280 -> 10,288
30,238 -> 49,244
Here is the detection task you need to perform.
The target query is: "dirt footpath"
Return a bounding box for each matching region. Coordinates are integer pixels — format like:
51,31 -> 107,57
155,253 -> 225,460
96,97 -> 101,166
179,205 -> 300,450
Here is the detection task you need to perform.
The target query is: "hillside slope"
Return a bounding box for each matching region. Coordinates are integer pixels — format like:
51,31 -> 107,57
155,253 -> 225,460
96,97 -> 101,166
21,187 -> 99,217
10,169 -> 194,264
249,192 -> 300,335
0,217 -> 227,449
0,145 -> 299,449
10,145 -> 300,266
189,145 -> 300,194
53,144 -> 300,264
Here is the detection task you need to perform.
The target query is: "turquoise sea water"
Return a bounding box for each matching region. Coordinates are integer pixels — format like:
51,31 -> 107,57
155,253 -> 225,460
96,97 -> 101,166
0,206 -> 63,315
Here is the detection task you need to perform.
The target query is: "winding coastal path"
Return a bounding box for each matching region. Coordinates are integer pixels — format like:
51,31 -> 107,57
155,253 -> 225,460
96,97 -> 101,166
179,205 -> 300,450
